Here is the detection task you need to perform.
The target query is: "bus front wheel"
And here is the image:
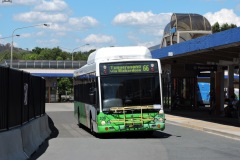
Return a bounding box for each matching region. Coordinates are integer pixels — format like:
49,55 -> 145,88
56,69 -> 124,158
78,108 -> 82,128
90,115 -> 96,136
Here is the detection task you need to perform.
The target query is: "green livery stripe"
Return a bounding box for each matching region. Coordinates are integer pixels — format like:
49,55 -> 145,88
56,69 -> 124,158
97,112 -> 165,133
75,102 -> 88,127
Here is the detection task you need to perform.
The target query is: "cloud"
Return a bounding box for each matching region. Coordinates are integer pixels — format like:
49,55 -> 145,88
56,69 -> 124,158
113,11 -> 171,27
16,0 -> 39,5
36,31 -> 45,36
13,12 -> 99,32
112,11 -> 171,46
14,31 -> 46,39
45,16 -> 99,32
138,40 -> 161,48
83,34 -> 115,44
235,4 -> 240,12
69,16 -> 99,29
13,11 -> 68,23
34,0 -> 68,12
127,31 -> 162,47
19,33 -> 32,38
139,28 -> 164,36
54,32 -> 66,37
204,9 -> 240,26
36,38 -> 59,46
47,23 -> 68,31
0,0 -> 39,6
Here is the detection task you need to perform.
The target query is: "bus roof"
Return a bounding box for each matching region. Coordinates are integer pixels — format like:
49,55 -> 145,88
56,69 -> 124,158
87,46 -> 152,64
74,46 -> 156,77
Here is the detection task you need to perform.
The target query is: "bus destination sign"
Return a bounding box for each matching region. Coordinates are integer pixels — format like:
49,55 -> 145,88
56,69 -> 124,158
100,61 -> 158,75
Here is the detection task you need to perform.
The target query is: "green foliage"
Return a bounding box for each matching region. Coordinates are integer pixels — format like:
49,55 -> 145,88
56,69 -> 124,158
32,47 -> 43,54
74,49 -> 96,60
0,50 -> 10,61
57,78 -> 73,101
0,45 -> 94,61
74,51 -> 89,60
56,56 -> 63,60
24,47 -> 72,60
212,22 -> 237,33
22,53 -> 38,60
221,23 -> 237,31
212,22 -> 220,33
38,48 -> 52,60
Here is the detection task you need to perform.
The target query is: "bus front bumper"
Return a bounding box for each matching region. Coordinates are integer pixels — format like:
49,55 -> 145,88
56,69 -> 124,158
97,122 -> 165,133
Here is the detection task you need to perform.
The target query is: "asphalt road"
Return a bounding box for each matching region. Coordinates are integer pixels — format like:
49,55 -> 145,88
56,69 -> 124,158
30,103 -> 240,160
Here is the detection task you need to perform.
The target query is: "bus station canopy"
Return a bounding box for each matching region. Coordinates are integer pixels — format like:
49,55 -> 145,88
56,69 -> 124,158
152,27 -> 240,67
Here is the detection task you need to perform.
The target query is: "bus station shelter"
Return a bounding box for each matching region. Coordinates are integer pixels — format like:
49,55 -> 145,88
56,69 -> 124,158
151,26 -> 240,115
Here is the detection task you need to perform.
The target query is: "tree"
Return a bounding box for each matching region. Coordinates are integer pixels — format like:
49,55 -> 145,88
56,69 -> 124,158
32,47 -> 43,54
0,50 -> 10,62
212,22 -> 237,33
57,78 -> 73,102
37,48 -> 52,60
22,53 -> 38,60
212,22 -> 220,33
221,23 -> 237,31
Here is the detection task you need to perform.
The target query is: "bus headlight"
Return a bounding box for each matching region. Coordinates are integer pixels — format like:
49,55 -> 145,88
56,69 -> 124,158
159,109 -> 164,114
101,121 -> 106,125
159,117 -> 164,122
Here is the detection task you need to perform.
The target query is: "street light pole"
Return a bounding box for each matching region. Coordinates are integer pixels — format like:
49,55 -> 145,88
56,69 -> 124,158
71,44 -> 89,61
0,34 -> 20,40
10,23 -> 49,68
71,44 -> 89,68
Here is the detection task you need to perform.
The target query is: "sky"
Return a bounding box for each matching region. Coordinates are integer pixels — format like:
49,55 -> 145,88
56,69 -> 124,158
0,0 -> 240,52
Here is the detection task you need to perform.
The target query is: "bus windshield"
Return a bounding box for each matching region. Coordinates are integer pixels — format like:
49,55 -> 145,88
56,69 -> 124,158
100,74 -> 161,110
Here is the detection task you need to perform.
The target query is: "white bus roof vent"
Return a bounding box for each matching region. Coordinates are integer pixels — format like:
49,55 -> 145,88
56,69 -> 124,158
87,46 -> 152,64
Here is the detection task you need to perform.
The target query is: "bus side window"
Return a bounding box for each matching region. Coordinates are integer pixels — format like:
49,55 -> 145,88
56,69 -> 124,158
89,79 -> 98,107
89,87 -> 96,105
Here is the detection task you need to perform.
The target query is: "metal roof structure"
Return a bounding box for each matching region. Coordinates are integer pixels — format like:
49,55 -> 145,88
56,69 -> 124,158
152,27 -> 240,67
161,13 -> 212,48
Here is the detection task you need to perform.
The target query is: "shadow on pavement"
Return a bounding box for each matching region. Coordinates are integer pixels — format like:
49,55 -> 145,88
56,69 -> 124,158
79,124 -> 172,139
166,108 -> 240,127
29,116 -> 59,160
95,131 -> 172,139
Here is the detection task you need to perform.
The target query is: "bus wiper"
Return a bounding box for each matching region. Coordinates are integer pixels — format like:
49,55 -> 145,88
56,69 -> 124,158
109,105 -> 154,113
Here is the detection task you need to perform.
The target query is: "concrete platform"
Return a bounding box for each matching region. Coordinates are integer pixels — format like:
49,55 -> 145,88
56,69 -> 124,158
166,110 -> 240,140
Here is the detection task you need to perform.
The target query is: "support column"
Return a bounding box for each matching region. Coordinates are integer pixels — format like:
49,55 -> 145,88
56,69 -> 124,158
48,86 -> 50,103
227,65 -> 234,98
215,68 -> 224,114
45,77 -> 57,103
210,71 -> 215,110
238,66 -> 240,120
238,65 -> 240,122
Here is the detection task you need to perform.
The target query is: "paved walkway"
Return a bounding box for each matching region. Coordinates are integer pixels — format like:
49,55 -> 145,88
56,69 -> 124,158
166,111 -> 240,140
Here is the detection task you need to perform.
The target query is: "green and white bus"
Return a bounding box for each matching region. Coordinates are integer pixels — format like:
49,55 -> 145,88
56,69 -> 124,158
74,46 -> 165,135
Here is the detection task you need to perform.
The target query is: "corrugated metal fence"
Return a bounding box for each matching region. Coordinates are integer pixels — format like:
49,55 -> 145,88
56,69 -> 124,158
0,66 -> 45,131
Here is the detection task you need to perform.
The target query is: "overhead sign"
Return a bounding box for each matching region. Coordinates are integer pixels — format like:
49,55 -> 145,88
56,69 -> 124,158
100,61 -> 158,75
185,64 -> 217,72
